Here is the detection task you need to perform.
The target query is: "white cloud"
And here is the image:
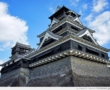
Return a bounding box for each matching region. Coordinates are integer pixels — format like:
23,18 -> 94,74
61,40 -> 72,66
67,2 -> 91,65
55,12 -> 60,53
79,10 -> 82,15
82,4 -> 88,10
85,11 -> 110,45
92,0 -> 108,13
0,60 -> 3,64
49,7 -> 55,13
69,0 -> 79,7
85,14 -> 93,21
0,48 -> 4,51
0,2 -> 29,51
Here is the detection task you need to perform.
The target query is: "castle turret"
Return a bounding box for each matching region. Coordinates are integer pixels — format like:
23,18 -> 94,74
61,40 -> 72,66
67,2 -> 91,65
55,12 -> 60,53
10,42 -> 33,60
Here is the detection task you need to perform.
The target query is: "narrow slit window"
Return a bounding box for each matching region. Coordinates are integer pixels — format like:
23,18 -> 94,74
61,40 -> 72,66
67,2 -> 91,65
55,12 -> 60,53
86,48 -> 99,56
78,45 -> 82,51
101,53 -> 105,58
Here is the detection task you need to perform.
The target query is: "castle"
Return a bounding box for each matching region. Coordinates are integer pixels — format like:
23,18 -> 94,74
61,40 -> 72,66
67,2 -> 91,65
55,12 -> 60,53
0,6 -> 110,86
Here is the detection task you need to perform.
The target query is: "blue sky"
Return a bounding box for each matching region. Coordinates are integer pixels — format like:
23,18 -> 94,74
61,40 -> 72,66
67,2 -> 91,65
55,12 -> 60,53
0,0 -> 110,65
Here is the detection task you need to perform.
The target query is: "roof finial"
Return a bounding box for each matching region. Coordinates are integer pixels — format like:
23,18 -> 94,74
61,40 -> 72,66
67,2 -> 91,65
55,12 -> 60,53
56,5 -> 61,12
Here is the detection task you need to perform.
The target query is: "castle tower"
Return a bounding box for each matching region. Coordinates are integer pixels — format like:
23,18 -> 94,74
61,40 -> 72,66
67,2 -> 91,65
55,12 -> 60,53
10,42 -> 33,60
0,6 -> 110,86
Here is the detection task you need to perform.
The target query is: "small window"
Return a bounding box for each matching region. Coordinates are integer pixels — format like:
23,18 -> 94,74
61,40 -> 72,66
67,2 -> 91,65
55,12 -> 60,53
101,53 -> 105,58
57,47 -> 61,52
78,45 -> 82,51
86,48 -> 99,56
38,50 -> 53,60
53,26 -> 62,33
71,26 -> 79,31
33,58 -> 36,62
23,60 -> 27,64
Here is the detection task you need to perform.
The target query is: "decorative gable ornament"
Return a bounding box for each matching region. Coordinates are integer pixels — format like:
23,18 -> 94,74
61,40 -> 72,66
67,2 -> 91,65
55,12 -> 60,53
49,18 -> 59,27
37,30 -> 62,50
76,29 -> 99,45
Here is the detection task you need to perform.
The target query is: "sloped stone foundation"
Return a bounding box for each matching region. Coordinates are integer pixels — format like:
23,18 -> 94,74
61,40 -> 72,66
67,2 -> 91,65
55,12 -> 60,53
0,56 -> 110,86
26,57 -> 74,86
0,68 -> 29,86
71,56 -> 110,86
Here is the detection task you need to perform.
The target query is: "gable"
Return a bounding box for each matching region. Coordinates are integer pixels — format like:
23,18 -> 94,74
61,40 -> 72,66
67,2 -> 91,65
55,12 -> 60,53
49,18 -> 59,27
38,31 -> 62,50
82,35 -> 93,43
76,29 -> 99,45
73,17 -> 82,25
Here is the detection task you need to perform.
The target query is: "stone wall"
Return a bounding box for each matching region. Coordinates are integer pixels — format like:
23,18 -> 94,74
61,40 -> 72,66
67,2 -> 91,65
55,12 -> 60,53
71,56 -> 110,86
0,68 -> 29,86
0,56 -> 110,86
26,57 -> 74,86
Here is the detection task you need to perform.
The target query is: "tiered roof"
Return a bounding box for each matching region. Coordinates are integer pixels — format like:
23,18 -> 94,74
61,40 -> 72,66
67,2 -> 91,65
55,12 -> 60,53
0,6 -> 110,70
